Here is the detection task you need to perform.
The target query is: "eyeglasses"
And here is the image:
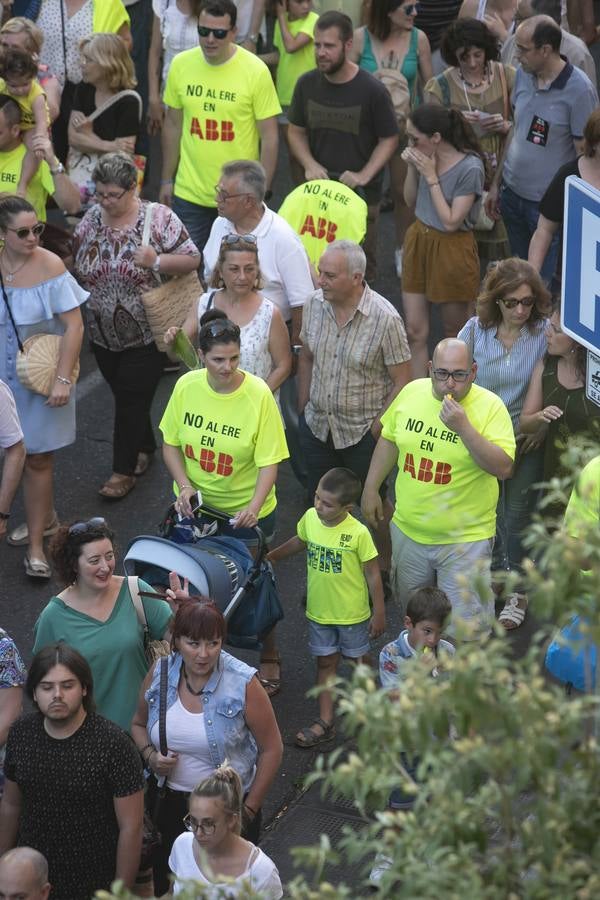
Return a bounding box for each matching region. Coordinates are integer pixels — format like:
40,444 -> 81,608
198,25 -> 230,39
214,186 -> 252,201
432,369 -> 471,383
201,320 -> 241,340
68,517 -> 107,536
221,233 -> 257,246
183,814 -> 216,835
5,222 -> 45,239
500,296 -> 535,309
94,187 -> 128,202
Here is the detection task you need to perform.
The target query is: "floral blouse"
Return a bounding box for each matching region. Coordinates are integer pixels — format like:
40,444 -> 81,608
73,200 -> 199,351
0,627 -> 26,769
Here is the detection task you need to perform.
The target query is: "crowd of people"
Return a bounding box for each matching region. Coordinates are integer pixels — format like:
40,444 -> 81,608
0,0 -> 600,895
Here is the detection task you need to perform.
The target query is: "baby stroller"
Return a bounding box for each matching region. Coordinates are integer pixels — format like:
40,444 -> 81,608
123,497 -> 283,650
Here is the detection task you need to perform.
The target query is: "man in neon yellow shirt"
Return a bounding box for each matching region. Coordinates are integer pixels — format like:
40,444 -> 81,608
0,96 -> 80,221
160,0 -> 281,251
362,338 -> 516,639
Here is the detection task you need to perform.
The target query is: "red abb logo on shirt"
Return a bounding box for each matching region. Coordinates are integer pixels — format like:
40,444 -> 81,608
402,453 -> 452,484
189,118 -> 235,141
185,444 -> 234,476
300,215 -> 337,242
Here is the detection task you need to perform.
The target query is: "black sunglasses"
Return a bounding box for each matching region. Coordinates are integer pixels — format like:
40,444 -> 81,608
221,233 -> 257,246
197,25 -> 230,38
68,517 -> 107,536
5,222 -> 45,240
201,320 -> 241,340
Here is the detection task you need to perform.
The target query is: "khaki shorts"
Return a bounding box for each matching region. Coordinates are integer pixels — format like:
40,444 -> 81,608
402,219 -> 480,303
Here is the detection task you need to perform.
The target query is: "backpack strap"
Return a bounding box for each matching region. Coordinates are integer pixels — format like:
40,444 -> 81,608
129,575 -> 148,637
437,73 -> 451,107
158,656 -> 168,756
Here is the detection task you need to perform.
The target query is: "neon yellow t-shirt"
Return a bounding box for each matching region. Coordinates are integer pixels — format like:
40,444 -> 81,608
381,379 -> 516,544
274,12 -> 318,106
278,179 -> 368,267
159,369 -> 289,517
93,0 -> 130,34
564,455 -> 600,538
163,46 -> 281,208
297,507 -> 377,624
0,78 -> 49,130
0,143 -> 54,220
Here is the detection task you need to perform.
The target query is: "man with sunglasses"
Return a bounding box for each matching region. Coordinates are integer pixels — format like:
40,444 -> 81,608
0,95 -> 80,220
362,338 -> 515,641
160,0 -> 280,252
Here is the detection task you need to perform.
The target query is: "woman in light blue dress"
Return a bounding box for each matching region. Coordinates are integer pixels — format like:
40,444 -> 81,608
0,196 -> 88,579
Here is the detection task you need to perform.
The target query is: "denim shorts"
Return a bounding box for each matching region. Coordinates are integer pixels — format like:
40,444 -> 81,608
308,619 -> 370,658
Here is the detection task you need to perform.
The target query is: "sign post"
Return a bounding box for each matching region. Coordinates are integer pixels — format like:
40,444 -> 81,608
562,175 -> 600,407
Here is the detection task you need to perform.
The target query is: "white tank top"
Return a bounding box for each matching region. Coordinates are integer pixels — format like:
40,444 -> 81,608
149,696 -> 214,792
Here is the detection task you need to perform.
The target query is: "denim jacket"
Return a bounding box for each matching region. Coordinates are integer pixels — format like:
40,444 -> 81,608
145,651 -> 258,791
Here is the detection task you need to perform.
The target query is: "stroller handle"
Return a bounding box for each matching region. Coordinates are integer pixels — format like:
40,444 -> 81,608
189,498 -> 268,562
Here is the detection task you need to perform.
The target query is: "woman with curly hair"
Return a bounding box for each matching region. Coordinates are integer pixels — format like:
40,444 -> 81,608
458,258 -> 551,629
425,17 -> 515,271
33,516 -> 172,731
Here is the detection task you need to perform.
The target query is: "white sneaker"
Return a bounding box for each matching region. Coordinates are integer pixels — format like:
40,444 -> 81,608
369,852 -> 393,886
395,247 -> 403,278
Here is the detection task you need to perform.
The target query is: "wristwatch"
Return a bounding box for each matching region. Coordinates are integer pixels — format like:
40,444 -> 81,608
50,162 -> 65,175
247,33 -> 258,43
152,255 -> 161,273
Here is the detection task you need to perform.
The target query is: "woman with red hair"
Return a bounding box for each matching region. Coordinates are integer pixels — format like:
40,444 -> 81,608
131,595 -> 282,896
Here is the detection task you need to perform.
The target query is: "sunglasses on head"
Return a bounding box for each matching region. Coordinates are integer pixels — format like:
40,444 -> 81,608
221,233 -> 257,246
201,320 -> 241,340
5,222 -> 45,240
68,517 -> 107,536
391,0 -> 420,13
197,25 -> 230,38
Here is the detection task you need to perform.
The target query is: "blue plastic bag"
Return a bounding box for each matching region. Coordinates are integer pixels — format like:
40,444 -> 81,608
544,615 -> 597,693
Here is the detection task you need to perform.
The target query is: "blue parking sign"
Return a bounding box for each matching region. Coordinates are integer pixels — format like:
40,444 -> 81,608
562,175 -> 600,354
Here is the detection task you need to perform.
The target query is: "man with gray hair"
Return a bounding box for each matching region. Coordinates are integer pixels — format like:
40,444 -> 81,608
362,338 -> 515,639
0,847 -> 50,900
298,239 -> 411,582
203,159 -> 314,342
502,0 -> 596,83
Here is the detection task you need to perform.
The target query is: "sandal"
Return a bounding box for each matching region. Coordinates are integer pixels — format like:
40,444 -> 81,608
258,655 -> 281,698
498,593 -> 527,630
295,717 -> 336,749
98,475 -> 136,500
8,514 -> 60,547
134,452 -> 153,477
24,555 -> 51,579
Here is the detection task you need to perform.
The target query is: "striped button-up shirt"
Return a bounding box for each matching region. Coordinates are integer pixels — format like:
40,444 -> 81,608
301,284 -> 411,449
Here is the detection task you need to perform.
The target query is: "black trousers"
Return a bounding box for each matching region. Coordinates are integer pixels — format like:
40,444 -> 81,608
92,341 -> 163,476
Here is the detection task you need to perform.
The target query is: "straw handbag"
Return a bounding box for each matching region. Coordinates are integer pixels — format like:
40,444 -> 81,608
0,272 -> 80,396
16,334 -> 80,396
140,203 -> 201,353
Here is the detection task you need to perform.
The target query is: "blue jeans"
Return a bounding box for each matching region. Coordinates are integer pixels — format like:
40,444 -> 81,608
500,183 -> 560,284
172,195 -> 218,253
493,445 -> 544,586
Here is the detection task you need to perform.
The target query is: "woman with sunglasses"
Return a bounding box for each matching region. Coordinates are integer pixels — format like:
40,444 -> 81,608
165,234 -> 292,395
32,516 -> 173,731
350,0 -> 433,277
131,599 -> 283,896
73,150 -> 200,500
169,765 -> 282,897
160,309 -> 288,696
458,258 -> 551,630
0,196 -> 87,579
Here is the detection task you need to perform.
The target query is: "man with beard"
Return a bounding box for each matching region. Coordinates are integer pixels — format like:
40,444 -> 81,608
0,644 -> 144,899
287,10 -> 398,279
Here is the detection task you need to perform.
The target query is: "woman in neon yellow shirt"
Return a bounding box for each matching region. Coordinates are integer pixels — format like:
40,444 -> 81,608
160,309 -> 289,695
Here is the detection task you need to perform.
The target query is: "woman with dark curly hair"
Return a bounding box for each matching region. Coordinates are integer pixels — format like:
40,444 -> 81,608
458,258 -> 551,629
425,17 -> 515,270
32,516 -> 172,730
521,308 -> 600,521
